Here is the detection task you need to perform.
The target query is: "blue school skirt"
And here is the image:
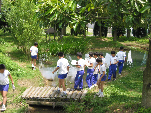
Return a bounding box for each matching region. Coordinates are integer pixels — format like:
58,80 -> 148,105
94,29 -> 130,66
31,55 -> 37,59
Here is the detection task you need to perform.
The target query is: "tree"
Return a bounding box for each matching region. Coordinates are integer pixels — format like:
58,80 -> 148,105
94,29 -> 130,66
139,0 -> 151,108
2,0 -> 42,54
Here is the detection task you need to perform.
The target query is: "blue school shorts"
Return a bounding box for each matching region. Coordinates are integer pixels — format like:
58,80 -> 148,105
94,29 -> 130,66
58,74 -> 67,79
0,84 -> 9,92
31,55 -> 37,59
100,74 -> 107,81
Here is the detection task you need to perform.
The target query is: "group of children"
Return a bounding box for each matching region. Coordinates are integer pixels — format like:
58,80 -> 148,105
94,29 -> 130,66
52,46 -> 126,97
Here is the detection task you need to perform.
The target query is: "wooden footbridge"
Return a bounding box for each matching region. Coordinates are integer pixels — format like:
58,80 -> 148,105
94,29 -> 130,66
21,86 -> 90,108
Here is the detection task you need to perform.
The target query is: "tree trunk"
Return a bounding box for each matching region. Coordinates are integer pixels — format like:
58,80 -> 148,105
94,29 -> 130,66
142,38 -> 151,108
99,26 -> 102,37
113,29 -> 117,41
127,28 -> 131,37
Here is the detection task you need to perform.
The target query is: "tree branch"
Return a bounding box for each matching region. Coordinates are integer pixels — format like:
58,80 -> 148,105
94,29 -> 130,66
90,14 -> 109,19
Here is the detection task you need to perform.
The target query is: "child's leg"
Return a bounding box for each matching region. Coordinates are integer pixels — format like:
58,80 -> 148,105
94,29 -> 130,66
93,74 -> 98,84
89,73 -> 93,87
118,60 -> 123,74
31,58 -> 33,64
86,73 -> 90,88
74,73 -> 79,89
60,79 -> 66,91
2,91 -> 7,105
34,59 -> 36,66
108,65 -> 112,80
113,65 -> 117,79
100,81 -> 104,92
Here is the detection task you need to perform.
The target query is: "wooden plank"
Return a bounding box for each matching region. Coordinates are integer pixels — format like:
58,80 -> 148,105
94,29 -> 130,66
75,91 -> 83,100
71,91 -> 78,99
22,86 -> 32,98
41,86 -> 51,98
45,87 -> 56,98
80,89 -> 88,99
37,87 -> 47,98
25,87 -> 36,98
33,87 -> 43,98
49,87 -> 58,98
54,88 -> 63,99
29,87 -> 40,98
59,88 -> 70,98
67,90 -> 73,99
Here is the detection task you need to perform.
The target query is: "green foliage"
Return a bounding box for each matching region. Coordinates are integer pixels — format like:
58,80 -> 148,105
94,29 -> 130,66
0,52 -> 26,77
2,0 -> 42,53
39,36 -> 90,56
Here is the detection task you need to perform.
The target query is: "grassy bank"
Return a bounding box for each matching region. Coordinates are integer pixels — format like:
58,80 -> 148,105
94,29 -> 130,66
65,65 -> 151,113
0,35 -> 45,112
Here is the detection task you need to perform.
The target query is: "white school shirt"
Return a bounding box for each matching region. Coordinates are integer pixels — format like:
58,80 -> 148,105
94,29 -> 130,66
100,64 -> 106,74
110,56 -> 118,64
0,70 -> 10,85
30,46 -> 38,56
57,58 -> 69,74
77,59 -> 85,71
93,58 -> 99,74
88,57 -> 96,69
116,51 -> 126,61
102,58 -> 106,64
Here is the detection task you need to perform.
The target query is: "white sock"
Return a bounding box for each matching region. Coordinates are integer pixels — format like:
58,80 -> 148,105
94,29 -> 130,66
58,88 -> 60,91
99,89 -> 101,93
2,104 -> 5,108
101,92 -> 103,95
63,91 -> 66,94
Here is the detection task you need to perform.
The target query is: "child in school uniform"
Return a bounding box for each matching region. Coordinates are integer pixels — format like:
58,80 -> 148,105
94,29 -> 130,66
86,52 -> 95,88
116,46 -> 126,75
108,51 -> 119,81
0,64 -> 15,111
93,52 -> 99,85
74,52 -> 85,90
52,52 -> 69,97
30,42 -> 38,70
95,58 -> 107,97
99,53 -> 106,64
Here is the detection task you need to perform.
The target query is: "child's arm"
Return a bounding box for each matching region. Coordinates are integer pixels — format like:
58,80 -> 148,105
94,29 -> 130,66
94,63 -> 99,70
110,61 -> 111,65
52,67 -> 59,74
8,74 -> 14,84
67,66 -> 70,72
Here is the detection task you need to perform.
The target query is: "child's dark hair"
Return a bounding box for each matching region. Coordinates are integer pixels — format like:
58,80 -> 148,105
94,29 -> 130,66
99,53 -> 103,56
111,51 -> 115,54
96,58 -> 102,63
120,46 -> 124,50
94,52 -> 99,56
89,52 -> 93,57
0,64 -> 6,70
76,52 -> 82,58
58,52 -> 64,57
34,42 -> 38,46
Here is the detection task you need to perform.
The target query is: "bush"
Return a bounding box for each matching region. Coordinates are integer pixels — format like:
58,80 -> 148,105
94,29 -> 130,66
39,36 -> 90,56
0,52 -> 26,77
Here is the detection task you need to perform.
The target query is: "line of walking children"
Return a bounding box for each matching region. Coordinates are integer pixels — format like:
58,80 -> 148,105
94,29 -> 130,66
51,46 -> 126,98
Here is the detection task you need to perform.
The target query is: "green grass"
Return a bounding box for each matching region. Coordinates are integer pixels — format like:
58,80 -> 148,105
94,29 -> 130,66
0,34 -> 45,112
65,66 -> 150,113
